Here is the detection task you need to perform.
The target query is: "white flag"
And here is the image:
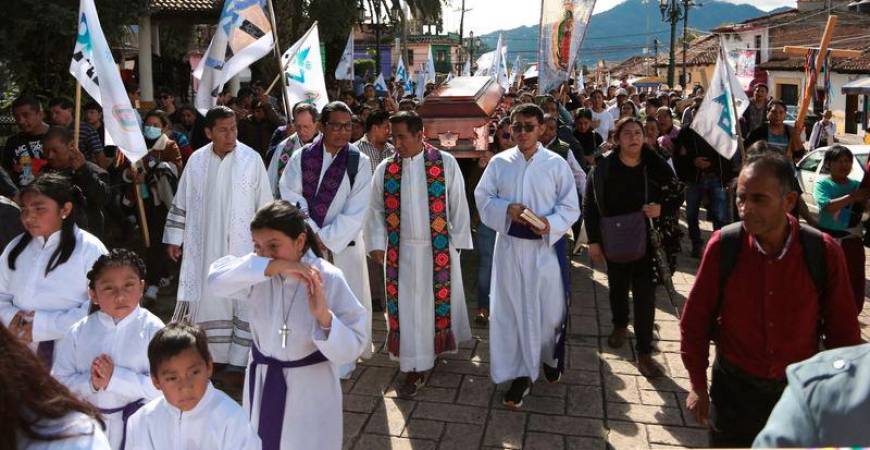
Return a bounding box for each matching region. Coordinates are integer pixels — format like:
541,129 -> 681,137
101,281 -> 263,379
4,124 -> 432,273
335,31 -> 354,81
491,34 -> 504,79
445,72 -> 454,84
509,56 -> 522,86
416,69 -> 426,100
193,0 -> 274,114
70,0 -> 146,162
425,46 -> 436,83
395,55 -> 412,92
281,23 -> 329,112
374,73 -> 388,94
462,59 -> 471,77
691,49 -> 750,159
474,50 -> 496,76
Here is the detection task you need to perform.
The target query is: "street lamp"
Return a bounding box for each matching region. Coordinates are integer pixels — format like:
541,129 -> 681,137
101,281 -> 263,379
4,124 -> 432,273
659,0 -> 684,90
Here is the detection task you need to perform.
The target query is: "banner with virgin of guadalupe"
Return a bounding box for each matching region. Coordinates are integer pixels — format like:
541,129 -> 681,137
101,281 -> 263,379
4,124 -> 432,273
537,0 -> 595,95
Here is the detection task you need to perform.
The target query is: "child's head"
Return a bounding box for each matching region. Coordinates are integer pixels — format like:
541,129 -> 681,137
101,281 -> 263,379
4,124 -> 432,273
87,249 -> 146,320
19,173 -> 79,238
250,200 -> 322,260
148,322 -> 213,412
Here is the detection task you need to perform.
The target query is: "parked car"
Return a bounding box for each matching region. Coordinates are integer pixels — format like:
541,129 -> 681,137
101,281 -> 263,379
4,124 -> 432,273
796,145 -> 869,221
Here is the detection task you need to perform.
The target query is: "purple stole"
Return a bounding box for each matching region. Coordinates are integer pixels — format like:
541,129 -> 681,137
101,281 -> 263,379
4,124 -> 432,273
300,138 -> 350,227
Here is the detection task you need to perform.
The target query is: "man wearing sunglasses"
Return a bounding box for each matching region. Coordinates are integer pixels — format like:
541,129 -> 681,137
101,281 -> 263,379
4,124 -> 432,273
278,101 -> 374,378
475,103 -> 580,409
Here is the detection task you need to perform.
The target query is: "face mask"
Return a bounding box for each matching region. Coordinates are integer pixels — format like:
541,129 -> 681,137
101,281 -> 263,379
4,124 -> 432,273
143,126 -> 162,140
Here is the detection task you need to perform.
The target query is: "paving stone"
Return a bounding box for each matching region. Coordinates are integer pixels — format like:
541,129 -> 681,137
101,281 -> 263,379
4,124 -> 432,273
527,414 -> 606,438
401,419 -> 445,440
568,344 -> 600,370
566,436 -> 607,450
352,366 -> 398,396
640,389 -> 678,407
354,434 -> 436,450
427,371 -> 463,388
561,369 -> 602,386
343,394 -> 378,413
604,373 -> 641,403
571,315 -> 599,336
601,359 -> 642,376
566,385 -> 604,418
606,420 -> 650,450
434,358 -> 490,376
438,423 -> 484,450
525,432 -> 565,450
519,394 -> 566,415
646,424 -> 710,448
531,380 -> 568,398
457,375 -> 494,407
606,402 -> 684,426
413,401 -> 488,424
472,341 -> 490,362
364,398 -> 415,436
343,412 -> 368,446
483,410 -> 527,449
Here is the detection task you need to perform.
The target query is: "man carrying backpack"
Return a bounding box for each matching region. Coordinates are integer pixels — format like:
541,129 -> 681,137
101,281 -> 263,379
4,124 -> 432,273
679,152 -> 861,448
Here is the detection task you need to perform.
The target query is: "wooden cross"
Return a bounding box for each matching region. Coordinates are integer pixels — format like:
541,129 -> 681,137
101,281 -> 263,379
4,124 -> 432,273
783,15 -> 863,155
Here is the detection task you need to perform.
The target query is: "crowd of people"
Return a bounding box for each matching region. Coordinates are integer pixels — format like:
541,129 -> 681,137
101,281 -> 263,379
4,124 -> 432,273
1,72 -> 868,450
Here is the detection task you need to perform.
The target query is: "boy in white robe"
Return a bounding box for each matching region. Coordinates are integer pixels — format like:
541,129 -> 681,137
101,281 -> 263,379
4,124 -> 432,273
125,323 -> 260,450
163,106 -> 273,382
207,200 -> 367,450
475,103 -> 580,409
278,101 -> 373,376
53,249 -> 164,450
366,111 -> 473,397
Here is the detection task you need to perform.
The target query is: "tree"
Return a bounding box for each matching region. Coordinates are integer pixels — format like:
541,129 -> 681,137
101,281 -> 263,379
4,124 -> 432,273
0,0 -> 146,101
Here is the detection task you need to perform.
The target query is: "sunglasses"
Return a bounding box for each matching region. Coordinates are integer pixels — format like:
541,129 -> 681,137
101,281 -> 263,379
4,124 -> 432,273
511,123 -> 536,134
326,122 -> 353,132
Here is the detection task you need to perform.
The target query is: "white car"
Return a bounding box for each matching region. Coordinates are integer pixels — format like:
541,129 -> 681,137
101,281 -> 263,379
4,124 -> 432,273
796,145 -> 869,220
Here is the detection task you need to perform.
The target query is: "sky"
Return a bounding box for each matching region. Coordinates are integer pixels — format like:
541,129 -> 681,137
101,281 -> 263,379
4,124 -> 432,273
442,0 -> 798,36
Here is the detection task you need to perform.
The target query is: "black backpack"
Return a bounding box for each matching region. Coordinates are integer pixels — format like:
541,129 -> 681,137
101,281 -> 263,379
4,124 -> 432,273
715,222 -> 827,322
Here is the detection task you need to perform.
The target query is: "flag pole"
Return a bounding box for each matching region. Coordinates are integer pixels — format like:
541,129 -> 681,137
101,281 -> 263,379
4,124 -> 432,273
266,0 -> 292,119
133,171 -> 151,248
73,81 -> 82,145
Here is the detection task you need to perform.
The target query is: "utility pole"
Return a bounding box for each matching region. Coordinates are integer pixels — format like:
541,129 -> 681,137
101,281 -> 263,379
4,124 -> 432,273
682,0 -> 690,89
659,0 -> 684,89
653,38 -> 659,77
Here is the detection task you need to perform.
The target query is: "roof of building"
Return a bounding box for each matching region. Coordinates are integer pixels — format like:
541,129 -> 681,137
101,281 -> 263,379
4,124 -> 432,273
610,55 -> 657,78
147,0 -> 221,15
653,34 -> 719,68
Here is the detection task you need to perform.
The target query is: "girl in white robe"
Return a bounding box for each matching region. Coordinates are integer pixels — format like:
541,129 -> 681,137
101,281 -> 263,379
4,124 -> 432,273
207,200 -> 368,450
0,173 -> 108,366
52,249 -> 165,450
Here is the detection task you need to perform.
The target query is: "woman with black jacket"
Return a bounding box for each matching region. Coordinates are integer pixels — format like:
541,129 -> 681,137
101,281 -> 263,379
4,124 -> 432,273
584,117 -> 684,378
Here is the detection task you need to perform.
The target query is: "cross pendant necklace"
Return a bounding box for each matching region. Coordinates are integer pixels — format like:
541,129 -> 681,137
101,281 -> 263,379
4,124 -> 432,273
278,275 -> 303,349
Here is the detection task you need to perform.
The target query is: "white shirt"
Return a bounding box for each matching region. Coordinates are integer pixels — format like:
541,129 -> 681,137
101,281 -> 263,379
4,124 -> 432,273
52,307 -> 165,450
0,228 -> 107,348
125,383 -> 261,450
591,108 -> 614,141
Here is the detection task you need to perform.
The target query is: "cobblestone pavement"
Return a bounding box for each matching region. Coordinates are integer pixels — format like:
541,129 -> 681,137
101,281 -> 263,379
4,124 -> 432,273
340,223 -> 870,450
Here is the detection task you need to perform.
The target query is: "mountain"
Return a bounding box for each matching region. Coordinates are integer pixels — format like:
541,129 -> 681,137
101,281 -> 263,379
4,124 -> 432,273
479,0 -> 779,67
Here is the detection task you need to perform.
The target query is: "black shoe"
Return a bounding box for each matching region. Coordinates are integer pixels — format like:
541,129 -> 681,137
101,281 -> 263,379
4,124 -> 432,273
502,377 -> 532,409
607,327 -> 629,349
543,363 -> 561,383
398,371 -> 425,398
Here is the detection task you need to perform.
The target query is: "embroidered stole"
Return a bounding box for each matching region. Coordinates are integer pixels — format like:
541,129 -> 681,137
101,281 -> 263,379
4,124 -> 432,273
301,137 -> 349,227
383,145 -> 455,357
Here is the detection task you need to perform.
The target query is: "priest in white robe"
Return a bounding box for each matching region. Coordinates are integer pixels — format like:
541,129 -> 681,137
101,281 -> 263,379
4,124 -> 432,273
163,106 -> 273,371
474,103 -> 580,409
278,102 -> 373,376
366,111 -> 473,398
266,103 -> 321,198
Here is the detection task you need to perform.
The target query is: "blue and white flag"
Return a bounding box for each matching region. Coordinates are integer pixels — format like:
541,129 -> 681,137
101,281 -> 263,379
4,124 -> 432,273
416,68 -> 427,100
193,0 -> 274,114
374,73 -> 388,95
462,58 -> 471,77
509,56 -> 522,87
281,23 -> 329,112
425,46 -> 436,83
395,55 -> 412,92
538,0 -> 595,95
70,0 -> 146,162
691,48 -> 750,159
335,31 -> 354,81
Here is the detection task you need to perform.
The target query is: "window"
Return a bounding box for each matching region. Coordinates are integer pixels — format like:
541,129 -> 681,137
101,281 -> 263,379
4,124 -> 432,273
754,35 -> 762,64
406,49 -> 414,66
778,84 -> 799,106
798,150 -> 823,172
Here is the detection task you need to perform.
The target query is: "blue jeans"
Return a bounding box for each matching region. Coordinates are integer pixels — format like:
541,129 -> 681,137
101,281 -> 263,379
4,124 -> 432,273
685,177 -> 727,246
475,223 -> 497,310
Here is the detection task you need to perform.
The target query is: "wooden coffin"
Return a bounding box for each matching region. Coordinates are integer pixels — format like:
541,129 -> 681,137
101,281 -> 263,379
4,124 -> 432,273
417,76 -> 504,158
